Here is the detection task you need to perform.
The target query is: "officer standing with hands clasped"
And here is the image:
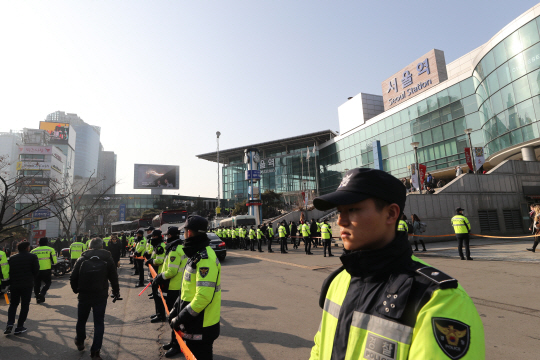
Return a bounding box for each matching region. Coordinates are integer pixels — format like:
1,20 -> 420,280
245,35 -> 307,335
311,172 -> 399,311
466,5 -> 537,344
452,207 -> 473,260
309,168 -> 485,359
168,215 -> 221,360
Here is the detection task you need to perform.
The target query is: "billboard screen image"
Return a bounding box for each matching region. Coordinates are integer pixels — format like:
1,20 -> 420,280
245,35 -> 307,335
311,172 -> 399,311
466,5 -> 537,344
134,164 -> 179,189
39,122 -> 70,144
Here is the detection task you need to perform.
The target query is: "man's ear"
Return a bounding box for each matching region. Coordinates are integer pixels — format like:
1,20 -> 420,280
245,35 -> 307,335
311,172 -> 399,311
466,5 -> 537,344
387,203 -> 401,225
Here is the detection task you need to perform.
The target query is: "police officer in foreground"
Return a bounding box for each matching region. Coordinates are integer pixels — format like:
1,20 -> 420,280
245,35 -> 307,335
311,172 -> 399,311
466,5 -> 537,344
452,207 -> 473,260
70,236 -> 87,268
309,168 -> 485,359
31,237 -> 57,304
169,216 -> 221,360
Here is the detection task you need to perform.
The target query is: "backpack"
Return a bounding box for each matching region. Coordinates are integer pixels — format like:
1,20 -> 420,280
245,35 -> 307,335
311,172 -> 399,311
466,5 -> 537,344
78,254 -> 108,293
419,222 -> 427,233
406,220 -> 413,234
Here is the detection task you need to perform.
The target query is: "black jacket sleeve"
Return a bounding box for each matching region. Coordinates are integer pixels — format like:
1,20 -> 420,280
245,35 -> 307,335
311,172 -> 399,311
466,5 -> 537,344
107,256 -> 120,295
31,253 -> 39,277
70,256 -> 84,293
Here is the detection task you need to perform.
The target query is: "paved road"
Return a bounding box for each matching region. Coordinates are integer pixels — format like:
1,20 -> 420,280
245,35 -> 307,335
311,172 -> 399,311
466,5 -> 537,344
1,237 -> 538,359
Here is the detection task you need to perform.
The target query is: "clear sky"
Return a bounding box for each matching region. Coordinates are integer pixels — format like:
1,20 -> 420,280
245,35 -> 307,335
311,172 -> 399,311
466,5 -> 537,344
1,0 -> 538,198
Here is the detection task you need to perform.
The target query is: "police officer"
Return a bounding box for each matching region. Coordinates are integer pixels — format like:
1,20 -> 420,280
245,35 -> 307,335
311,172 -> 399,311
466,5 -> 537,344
321,220 -> 333,257
169,216 -> 221,360
154,226 -> 188,357
30,237 -> 57,304
278,221 -> 287,254
69,236 -> 87,268
248,226 -> 256,251
256,225 -> 264,252
452,207 -> 473,260
0,246 -> 9,291
310,168 -> 485,359
134,230 -> 148,287
267,222 -> 275,253
145,229 -> 167,322
301,220 -> 312,255
398,214 -> 409,232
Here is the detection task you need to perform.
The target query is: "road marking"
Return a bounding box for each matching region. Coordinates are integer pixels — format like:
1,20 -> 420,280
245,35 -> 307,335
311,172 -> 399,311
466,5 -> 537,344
472,297 -> 540,318
229,252 -> 325,270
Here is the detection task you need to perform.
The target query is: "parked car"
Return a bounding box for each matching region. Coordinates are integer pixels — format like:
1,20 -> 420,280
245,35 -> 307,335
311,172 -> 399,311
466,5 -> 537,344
180,232 -> 226,261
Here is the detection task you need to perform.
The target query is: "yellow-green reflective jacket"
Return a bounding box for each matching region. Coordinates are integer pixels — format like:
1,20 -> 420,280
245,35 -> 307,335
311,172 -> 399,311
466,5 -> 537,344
317,222 -> 321,232
216,229 -> 222,237
321,224 -> 331,240
249,229 -> 255,239
103,237 -> 110,246
69,242 -> 87,260
278,225 -> 286,238
162,243 -> 188,290
180,247 -> 221,329
268,227 -> 274,237
231,229 -> 236,238
31,246 -> 57,270
398,220 -> 408,232
451,215 -> 470,234
135,237 -> 147,254
310,254 -> 485,360
0,251 -> 9,280
151,242 -> 167,273
256,229 -> 263,239
302,223 -> 311,237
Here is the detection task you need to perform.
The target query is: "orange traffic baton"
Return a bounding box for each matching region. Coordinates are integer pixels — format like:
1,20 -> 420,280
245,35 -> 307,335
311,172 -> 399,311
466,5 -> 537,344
147,265 -> 197,360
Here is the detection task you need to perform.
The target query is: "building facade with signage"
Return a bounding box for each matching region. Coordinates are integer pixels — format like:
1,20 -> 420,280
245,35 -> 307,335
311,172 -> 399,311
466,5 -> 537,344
198,4 -> 540,219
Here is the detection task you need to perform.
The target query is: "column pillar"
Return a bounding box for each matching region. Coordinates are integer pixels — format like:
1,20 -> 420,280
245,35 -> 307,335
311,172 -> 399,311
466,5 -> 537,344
521,146 -> 536,161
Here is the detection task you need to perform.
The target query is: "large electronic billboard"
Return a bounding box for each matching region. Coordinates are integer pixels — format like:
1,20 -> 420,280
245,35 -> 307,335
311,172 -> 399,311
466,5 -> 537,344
39,122 -> 71,144
133,164 -> 179,189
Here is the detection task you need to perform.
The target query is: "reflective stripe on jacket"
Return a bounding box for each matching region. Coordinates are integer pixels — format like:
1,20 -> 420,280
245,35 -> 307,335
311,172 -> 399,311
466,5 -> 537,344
69,242 -> 87,260
451,215 -> 470,234
397,220 -> 408,232
31,246 -> 57,270
321,224 -> 331,240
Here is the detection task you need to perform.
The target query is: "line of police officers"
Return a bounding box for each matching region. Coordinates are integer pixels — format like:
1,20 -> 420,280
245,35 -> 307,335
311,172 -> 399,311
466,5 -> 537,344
127,216 -> 222,359
210,218 -> 334,257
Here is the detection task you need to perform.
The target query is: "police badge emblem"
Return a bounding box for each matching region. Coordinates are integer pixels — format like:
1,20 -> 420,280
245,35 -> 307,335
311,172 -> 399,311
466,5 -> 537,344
199,267 -> 210,278
432,318 -> 470,359
170,256 -> 176,262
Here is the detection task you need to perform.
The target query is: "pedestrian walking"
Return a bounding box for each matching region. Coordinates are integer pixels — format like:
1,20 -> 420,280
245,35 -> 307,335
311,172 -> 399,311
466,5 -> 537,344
452,207 -> 473,260
310,168 -> 485,359
108,234 -> 122,267
412,214 -> 427,251
527,204 -> 540,252
4,242 -> 39,335
31,237 -> 57,304
71,238 -> 120,360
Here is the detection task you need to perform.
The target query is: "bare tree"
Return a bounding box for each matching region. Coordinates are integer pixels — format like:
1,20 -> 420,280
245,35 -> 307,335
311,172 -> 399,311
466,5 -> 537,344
48,171 -> 118,237
0,155 -> 72,237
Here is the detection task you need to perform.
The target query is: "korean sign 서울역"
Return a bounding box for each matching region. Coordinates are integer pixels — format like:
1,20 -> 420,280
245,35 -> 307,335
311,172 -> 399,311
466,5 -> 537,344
381,49 -> 448,111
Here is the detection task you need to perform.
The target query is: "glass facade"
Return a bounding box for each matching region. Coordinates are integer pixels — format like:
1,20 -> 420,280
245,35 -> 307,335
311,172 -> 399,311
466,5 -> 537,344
318,78 -> 483,194
474,16 -> 540,156
222,144 -> 318,201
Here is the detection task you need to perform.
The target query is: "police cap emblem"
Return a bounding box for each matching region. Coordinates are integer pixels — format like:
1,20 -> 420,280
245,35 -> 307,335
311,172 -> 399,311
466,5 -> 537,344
432,318 -> 470,359
199,267 -> 210,278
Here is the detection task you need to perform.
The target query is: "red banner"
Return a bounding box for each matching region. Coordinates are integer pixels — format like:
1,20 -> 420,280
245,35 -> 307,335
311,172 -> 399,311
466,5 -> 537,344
464,148 -> 474,171
419,164 -> 427,189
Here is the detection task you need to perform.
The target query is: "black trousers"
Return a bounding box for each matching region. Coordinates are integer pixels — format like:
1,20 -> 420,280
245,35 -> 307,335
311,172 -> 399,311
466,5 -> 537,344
284,237 -> 288,250
268,237 -> 273,251
456,234 -> 470,258
153,268 -> 166,318
76,297 -> 107,352
250,239 -> 255,251
304,237 -> 311,254
257,239 -> 263,251
323,239 -> 332,256
7,286 -> 32,327
166,289 -> 180,347
135,259 -> 145,285
34,269 -> 52,298
280,238 -> 285,253
185,339 -> 215,360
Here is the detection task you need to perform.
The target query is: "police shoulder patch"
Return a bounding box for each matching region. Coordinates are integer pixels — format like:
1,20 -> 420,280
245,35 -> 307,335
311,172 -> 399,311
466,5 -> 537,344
199,267 -> 210,278
432,317 -> 470,359
170,256 -> 176,263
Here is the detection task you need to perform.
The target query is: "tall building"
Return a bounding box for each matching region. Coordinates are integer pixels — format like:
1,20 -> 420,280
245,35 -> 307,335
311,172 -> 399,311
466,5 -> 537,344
98,148 -> 117,194
45,111 -> 101,178
0,130 -> 23,184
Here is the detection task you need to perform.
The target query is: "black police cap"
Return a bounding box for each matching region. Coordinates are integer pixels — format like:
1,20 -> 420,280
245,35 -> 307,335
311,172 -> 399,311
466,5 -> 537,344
184,215 -> 208,233
137,229 -> 144,234
456,207 -> 464,213
152,229 -> 162,237
313,168 -> 406,213
145,226 -> 155,231
166,226 -> 179,236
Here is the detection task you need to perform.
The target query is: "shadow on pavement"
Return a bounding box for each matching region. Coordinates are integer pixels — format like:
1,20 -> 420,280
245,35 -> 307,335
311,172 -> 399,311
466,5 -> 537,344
219,318 -> 313,359
222,300 -> 277,311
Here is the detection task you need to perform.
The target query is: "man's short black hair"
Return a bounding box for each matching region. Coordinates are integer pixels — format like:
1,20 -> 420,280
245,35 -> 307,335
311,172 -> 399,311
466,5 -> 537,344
371,197 -> 402,230
18,241 -> 30,252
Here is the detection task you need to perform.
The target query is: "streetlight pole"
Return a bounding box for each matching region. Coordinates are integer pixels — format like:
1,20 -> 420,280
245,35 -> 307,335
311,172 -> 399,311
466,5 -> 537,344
410,142 -> 421,194
464,128 -> 476,174
216,131 -> 221,210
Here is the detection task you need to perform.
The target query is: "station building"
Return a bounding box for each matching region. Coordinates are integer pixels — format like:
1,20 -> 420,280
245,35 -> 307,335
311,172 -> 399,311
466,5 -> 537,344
198,4 -> 540,234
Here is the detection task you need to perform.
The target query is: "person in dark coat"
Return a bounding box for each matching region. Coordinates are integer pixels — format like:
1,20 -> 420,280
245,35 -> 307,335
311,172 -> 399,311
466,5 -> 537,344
120,233 -> 128,257
4,242 -> 40,335
290,221 -> 298,249
108,235 -> 122,268
71,238 -> 120,359
310,219 -> 318,248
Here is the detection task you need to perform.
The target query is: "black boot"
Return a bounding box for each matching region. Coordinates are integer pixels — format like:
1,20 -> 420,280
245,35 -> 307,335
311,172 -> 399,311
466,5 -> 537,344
165,346 -> 181,358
